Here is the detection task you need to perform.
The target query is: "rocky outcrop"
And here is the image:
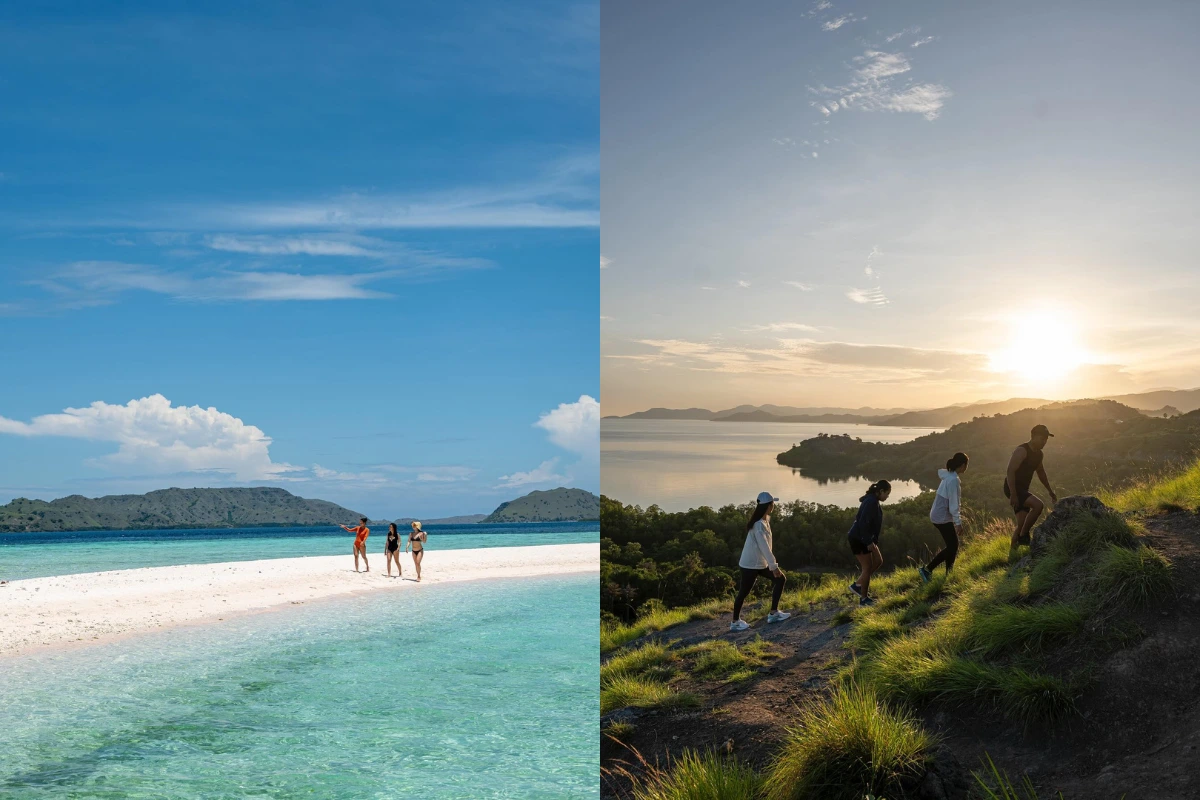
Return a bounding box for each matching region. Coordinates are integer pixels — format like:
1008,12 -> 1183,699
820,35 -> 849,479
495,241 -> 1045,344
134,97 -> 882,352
1030,495 -> 1117,557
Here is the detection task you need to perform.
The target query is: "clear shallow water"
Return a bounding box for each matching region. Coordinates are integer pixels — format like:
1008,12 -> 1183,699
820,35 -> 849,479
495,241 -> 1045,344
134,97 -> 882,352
0,522 -> 599,581
602,419 -> 941,511
0,573 -> 598,799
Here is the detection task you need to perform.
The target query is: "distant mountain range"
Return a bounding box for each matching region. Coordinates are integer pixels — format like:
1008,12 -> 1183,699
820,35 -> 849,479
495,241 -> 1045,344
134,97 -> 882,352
605,388 -> 1200,428
482,487 -> 600,523
0,486 -> 601,533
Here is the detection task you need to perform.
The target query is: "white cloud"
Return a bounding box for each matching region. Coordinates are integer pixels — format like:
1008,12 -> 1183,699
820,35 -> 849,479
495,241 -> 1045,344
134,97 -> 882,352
812,152 -> 819,158
701,286 -> 717,291
600,254 -> 611,269
743,322 -> 820,333
912,36 -> 935,47
737,280 -> 751,288
809,49 -> 951,121
34,263 -> 404,303
886,26 -> 920,43
847,287 -> 890,306
601,315 -> 613,321
822,14 -> 863,31
497,458 -> 566,489
535,395 -> 599,458
785,281 -> 813,290
0,394 -> 297,480
205,234 -> 379,257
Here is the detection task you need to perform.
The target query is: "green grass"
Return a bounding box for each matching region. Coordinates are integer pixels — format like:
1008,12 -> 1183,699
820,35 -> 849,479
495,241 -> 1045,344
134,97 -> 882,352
601,675 -> 699,715
762,684 -> 934,800
602,599 -> 726,653
972,754 -> 1065,800
1102,459 -> 1200,513
683,637 -> 783,683
1091,543 -> 1173,608
624,750 -> 763,800
601,641 -> 676,685
602,721 -> 635,740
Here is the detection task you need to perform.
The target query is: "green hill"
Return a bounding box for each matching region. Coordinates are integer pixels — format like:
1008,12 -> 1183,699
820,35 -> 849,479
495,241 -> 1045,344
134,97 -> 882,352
483,487 -> 599,523
0,487 -> 364,532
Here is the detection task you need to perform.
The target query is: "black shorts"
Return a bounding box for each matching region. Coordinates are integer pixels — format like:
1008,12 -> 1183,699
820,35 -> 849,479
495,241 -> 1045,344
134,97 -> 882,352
849,538 -> 873,556
1003,482 -> 1033,513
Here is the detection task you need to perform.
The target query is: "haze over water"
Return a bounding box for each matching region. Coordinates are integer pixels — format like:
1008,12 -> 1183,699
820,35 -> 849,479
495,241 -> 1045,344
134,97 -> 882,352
602,420 -> 942,511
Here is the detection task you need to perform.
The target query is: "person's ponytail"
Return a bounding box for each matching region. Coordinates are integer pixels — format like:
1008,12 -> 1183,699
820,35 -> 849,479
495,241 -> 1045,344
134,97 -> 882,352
945,452 -> 969,472
866,480 -> 892,496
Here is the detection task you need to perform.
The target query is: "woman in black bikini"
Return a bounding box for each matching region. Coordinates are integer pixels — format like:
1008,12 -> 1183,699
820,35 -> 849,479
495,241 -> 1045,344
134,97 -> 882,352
384,523 -> 403,578
407,521 -> 428,581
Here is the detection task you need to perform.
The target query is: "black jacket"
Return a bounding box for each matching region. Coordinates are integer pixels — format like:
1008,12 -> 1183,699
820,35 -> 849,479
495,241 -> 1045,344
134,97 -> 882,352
847,493 -> 883,545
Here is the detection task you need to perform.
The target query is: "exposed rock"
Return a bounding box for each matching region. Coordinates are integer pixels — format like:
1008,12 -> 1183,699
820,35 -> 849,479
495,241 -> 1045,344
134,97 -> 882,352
1030,495 -> 1114,558
917,746 -> 971,800
600,707 -> 643,729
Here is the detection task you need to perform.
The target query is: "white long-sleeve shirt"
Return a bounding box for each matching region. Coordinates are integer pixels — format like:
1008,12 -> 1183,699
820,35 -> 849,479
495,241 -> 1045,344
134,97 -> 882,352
738,519 -> 779,571
929,468 -> 962,526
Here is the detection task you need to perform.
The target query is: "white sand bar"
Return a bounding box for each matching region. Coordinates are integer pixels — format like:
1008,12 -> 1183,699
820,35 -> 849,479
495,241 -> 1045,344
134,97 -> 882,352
0,543 -> 598,658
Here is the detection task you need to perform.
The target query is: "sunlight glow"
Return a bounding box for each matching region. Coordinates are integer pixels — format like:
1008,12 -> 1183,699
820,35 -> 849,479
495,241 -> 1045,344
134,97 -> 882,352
987,309 -> 1091,386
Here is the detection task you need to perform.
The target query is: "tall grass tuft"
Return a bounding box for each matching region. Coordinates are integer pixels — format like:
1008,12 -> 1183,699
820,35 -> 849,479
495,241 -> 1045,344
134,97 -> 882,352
972,753 -> 1065,799
684,637 -> 782,683
1092,543 -> 1173,608
1102,459 -> 1200,513
602,599 -> 726,653
628,750 -> 763,800
763,684 -> 933,800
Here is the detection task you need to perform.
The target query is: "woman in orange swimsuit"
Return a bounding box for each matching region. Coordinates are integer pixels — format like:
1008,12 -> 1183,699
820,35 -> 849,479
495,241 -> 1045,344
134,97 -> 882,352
406,521 -> 427,581
341,517 -> 370,572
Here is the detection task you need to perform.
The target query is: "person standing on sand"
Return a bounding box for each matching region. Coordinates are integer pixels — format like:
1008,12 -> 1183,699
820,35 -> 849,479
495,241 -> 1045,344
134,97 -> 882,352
406,521 -> 427,581
1004,425 -> 1058,550
848,480 -> 891,607
341,517 -> 370,572
730,491 -> 790,632
384,523 -> 403,578
920,453 -> 968,583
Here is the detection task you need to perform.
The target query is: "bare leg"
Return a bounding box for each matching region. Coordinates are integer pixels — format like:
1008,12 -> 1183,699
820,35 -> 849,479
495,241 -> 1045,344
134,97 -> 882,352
855,553 -> 873,597
1011,510 -> 1028,548
1018,496 -> 1044,543
353,545 -> 361,572
414,550 -> 423,581
361,546 -> 370,572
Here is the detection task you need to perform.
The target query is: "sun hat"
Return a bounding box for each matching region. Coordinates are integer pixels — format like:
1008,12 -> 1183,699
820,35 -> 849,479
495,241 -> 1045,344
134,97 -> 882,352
411,520 -> 423,530
756,491 -> 779,505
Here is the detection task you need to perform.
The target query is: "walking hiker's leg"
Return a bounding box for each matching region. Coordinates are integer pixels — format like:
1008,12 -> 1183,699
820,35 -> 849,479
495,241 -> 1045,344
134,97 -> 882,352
856,553 -> 874,597
1011,510 -> 1028,548
732,569 -> 759,620
943,527 -> 959,572
770,572 -> 786,613
1019,496 -> 1044,542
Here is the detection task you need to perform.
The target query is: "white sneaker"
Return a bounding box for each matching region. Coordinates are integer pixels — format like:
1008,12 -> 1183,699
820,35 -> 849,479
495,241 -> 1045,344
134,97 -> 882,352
729,619 -> 750,632
766,611 -> 791,624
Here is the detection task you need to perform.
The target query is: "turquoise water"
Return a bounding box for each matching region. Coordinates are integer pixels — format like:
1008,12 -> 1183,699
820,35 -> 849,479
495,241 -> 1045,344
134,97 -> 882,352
0,573 -> 598,798
0,523 -> 599,581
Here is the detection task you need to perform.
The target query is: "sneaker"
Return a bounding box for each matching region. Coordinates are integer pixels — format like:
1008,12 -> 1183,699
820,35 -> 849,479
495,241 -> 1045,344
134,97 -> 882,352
918,567 -> 932,584
766,610 -> 791,624
849,582 -> 862,597
729,619 -> 750,632
859,596 -> 876,607
1018,533 -> 1032,546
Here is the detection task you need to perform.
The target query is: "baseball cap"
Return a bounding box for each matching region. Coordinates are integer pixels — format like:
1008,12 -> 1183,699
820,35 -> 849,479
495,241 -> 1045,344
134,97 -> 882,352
1031,424 -> 1054,438
757,491 -> 779,505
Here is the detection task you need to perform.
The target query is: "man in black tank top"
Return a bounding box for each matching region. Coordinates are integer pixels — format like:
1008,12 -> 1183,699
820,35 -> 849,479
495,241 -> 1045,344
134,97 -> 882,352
1004,424 -> 1058,549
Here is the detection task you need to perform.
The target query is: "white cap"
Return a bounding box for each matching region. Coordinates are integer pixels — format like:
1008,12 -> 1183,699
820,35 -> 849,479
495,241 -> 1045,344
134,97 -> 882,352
757,491 -> 779,505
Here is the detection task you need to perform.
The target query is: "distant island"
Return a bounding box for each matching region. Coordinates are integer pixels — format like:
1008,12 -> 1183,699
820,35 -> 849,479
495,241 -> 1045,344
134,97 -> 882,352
605,388 -> 1200,428
0,485 -> 601,533
0,487 -> 363,533
482,487 -> 600,523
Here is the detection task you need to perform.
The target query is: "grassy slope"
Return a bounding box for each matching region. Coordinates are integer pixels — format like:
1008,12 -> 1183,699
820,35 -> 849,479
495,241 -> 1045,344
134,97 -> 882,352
603,476 -> 1180,798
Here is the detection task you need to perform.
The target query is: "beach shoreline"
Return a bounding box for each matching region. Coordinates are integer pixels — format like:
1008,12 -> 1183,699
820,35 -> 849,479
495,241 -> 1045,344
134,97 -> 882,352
0,543 -> 598,659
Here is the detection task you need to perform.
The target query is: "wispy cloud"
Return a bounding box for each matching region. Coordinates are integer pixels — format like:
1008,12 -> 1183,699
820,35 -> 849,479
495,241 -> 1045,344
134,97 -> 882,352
205,234 -> 381,257
30,262 -> 410,304
600,254 -> 611,269
912,36 -> 935,47
742,322 -> 820,333
810,49 -> 951,121
737,280 -> 751,288
847,286 -> 889,306
886,26 -> 920,43
784,281 -> 814,291
822,14 -> 863,31
701,286 -> 717,291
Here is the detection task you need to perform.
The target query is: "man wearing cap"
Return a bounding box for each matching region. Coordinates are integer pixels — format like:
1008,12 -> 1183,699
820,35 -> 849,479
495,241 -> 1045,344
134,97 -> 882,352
1004,424 -> 1058,549
729,491 -> 790,631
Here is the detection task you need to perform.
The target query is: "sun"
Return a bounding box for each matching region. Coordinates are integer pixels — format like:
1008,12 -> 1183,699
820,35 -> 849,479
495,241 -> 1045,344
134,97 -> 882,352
987,309 -> 1090,387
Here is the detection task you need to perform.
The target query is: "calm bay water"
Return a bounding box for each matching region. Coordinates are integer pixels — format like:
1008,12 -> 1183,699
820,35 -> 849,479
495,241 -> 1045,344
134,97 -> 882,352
601,419 -> 942,511
0,573 -> 598,798
0,522 -> 599,581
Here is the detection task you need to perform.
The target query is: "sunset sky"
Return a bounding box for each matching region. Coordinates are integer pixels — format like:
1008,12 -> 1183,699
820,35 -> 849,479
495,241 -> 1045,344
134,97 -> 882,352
601,0 -> 1200,416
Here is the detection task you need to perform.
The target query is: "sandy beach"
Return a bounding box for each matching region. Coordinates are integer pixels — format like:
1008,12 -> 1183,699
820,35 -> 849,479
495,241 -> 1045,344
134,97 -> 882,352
0,543 -> 597,658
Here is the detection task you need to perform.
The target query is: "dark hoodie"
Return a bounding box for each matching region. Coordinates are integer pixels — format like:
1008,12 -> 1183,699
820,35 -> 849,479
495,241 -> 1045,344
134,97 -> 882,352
847,493 -> 883,545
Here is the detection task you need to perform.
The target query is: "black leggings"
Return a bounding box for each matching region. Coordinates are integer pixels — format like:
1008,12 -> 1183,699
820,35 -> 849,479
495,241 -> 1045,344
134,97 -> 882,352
926,522 -> 959,573
732,567 -> 786,619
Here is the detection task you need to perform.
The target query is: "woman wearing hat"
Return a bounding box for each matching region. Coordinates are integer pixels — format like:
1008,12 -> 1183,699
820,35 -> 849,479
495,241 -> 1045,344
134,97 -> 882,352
406,521 -> 428,581
730,491 -> 790,631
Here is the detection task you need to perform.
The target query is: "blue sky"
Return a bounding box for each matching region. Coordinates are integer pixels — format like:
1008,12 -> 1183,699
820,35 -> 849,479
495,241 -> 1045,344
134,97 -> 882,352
0,0 -> 598,518
602,0 -> 1200,414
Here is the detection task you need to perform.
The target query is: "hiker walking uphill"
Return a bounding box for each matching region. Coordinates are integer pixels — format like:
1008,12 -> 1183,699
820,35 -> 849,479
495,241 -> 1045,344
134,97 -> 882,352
730,492 -> 790,631
920,453 -> 968,583
1005,424 -> 1058,550
848,481 -> 891,606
